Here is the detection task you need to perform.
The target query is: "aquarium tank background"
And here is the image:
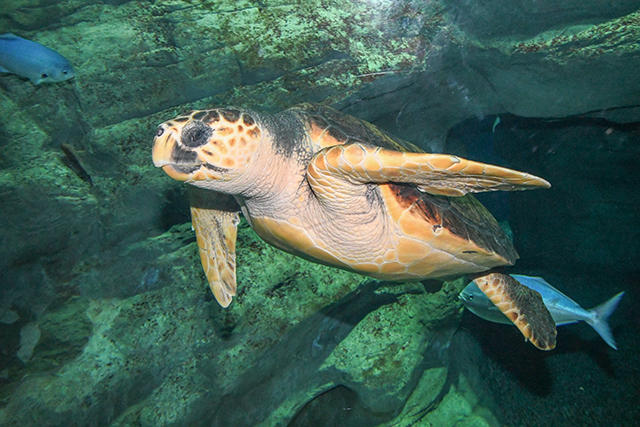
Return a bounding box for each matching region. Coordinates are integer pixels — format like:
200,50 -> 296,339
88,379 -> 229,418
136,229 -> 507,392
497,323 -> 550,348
0,1 -> 638,425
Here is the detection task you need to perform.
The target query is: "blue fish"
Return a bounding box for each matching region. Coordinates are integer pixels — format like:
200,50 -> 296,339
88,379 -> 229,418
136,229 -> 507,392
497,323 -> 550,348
0,33 -> 74,84
460,274 -> 624,349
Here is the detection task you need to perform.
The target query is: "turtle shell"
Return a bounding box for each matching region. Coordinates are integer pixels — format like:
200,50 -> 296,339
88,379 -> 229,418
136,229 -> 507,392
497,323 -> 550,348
290,103 -> 518,266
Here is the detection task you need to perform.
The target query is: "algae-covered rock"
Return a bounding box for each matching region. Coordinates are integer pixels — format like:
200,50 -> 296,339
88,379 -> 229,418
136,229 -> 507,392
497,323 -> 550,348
319,281 -> 463,414
0,221 -> 468,426
1,1 -> 638,144
0,92 -> 98,273
16,323 -> 40,364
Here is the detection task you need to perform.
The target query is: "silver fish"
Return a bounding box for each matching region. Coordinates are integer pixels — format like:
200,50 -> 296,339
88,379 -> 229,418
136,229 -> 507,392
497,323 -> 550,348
0,33 -> 74,84
460,274 -> 624,349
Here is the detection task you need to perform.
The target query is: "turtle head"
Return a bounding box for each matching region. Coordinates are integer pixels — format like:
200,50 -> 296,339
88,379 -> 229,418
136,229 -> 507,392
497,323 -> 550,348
152,108 -> 262,187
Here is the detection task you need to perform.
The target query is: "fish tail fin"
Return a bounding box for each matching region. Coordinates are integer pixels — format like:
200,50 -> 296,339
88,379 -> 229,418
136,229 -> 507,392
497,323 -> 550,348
585,291 -> 624,350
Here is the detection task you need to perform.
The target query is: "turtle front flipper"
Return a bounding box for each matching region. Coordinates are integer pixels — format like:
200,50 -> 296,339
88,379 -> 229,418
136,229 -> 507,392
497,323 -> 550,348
473,273 -> 557,350
307,143 -> 550,197
188,187 -> 241,307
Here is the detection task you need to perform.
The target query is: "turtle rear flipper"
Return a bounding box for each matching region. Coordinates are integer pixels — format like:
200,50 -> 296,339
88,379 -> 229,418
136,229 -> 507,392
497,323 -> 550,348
189,187 -> 240,307
473,273 -> 557,350
307,143 -> 550,198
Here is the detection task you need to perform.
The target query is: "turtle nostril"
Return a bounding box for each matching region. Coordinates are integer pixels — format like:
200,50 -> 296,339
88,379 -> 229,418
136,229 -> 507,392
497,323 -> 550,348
182,121 -> 213,148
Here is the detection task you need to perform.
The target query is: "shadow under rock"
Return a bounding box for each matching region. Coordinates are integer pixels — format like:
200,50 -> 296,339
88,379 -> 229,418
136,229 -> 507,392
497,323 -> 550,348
206,280 -> 400,426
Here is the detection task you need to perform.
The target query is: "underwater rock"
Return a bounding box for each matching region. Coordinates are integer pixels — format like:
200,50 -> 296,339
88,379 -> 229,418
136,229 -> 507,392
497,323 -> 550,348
0,93 -> 99,275
16,323 -> 40,364
29,297 -> 93,371
1,1 -> 638,141
0,309 -> 19,325
384,371 -> 499,427
0,223 -> 468,425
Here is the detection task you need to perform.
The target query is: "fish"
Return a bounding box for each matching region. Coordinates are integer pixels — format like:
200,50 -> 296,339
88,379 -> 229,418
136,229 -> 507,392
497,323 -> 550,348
0,33 -> 74,84
459,274 -> 624,349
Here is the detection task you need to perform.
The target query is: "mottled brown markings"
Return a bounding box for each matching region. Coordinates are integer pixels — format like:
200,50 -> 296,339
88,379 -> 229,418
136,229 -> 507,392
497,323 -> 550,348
192,111 -> 207,121
173,116 -> 189,123
217,127 -> 232,136
221,109 -> 240,122
205,110 -> 220,123
248,129 -> 260,138
242,114 -> 254,126
229,137 -> 236,147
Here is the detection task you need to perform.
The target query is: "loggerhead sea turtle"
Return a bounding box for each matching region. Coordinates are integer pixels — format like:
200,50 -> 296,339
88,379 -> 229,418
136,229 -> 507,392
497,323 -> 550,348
152,103 -> 557,350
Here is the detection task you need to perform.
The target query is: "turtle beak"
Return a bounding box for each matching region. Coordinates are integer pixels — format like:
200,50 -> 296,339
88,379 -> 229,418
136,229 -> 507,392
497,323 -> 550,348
152,125 -> 176,167
152,124 -> 200,182
159,165 -> 192,181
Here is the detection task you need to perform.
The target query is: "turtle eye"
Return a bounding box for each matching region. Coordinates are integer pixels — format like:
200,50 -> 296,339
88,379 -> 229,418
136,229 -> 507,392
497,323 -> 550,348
156,126 -> 164,137
181,120 -> 213,148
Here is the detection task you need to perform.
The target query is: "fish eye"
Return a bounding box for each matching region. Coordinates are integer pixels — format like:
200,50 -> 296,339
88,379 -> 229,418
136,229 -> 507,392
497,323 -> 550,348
41,73 -> 48,78
63,70 -> 68,75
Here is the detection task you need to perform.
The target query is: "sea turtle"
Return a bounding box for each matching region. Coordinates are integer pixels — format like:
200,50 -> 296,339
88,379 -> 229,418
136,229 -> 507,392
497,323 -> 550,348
152,103 -> 556,350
